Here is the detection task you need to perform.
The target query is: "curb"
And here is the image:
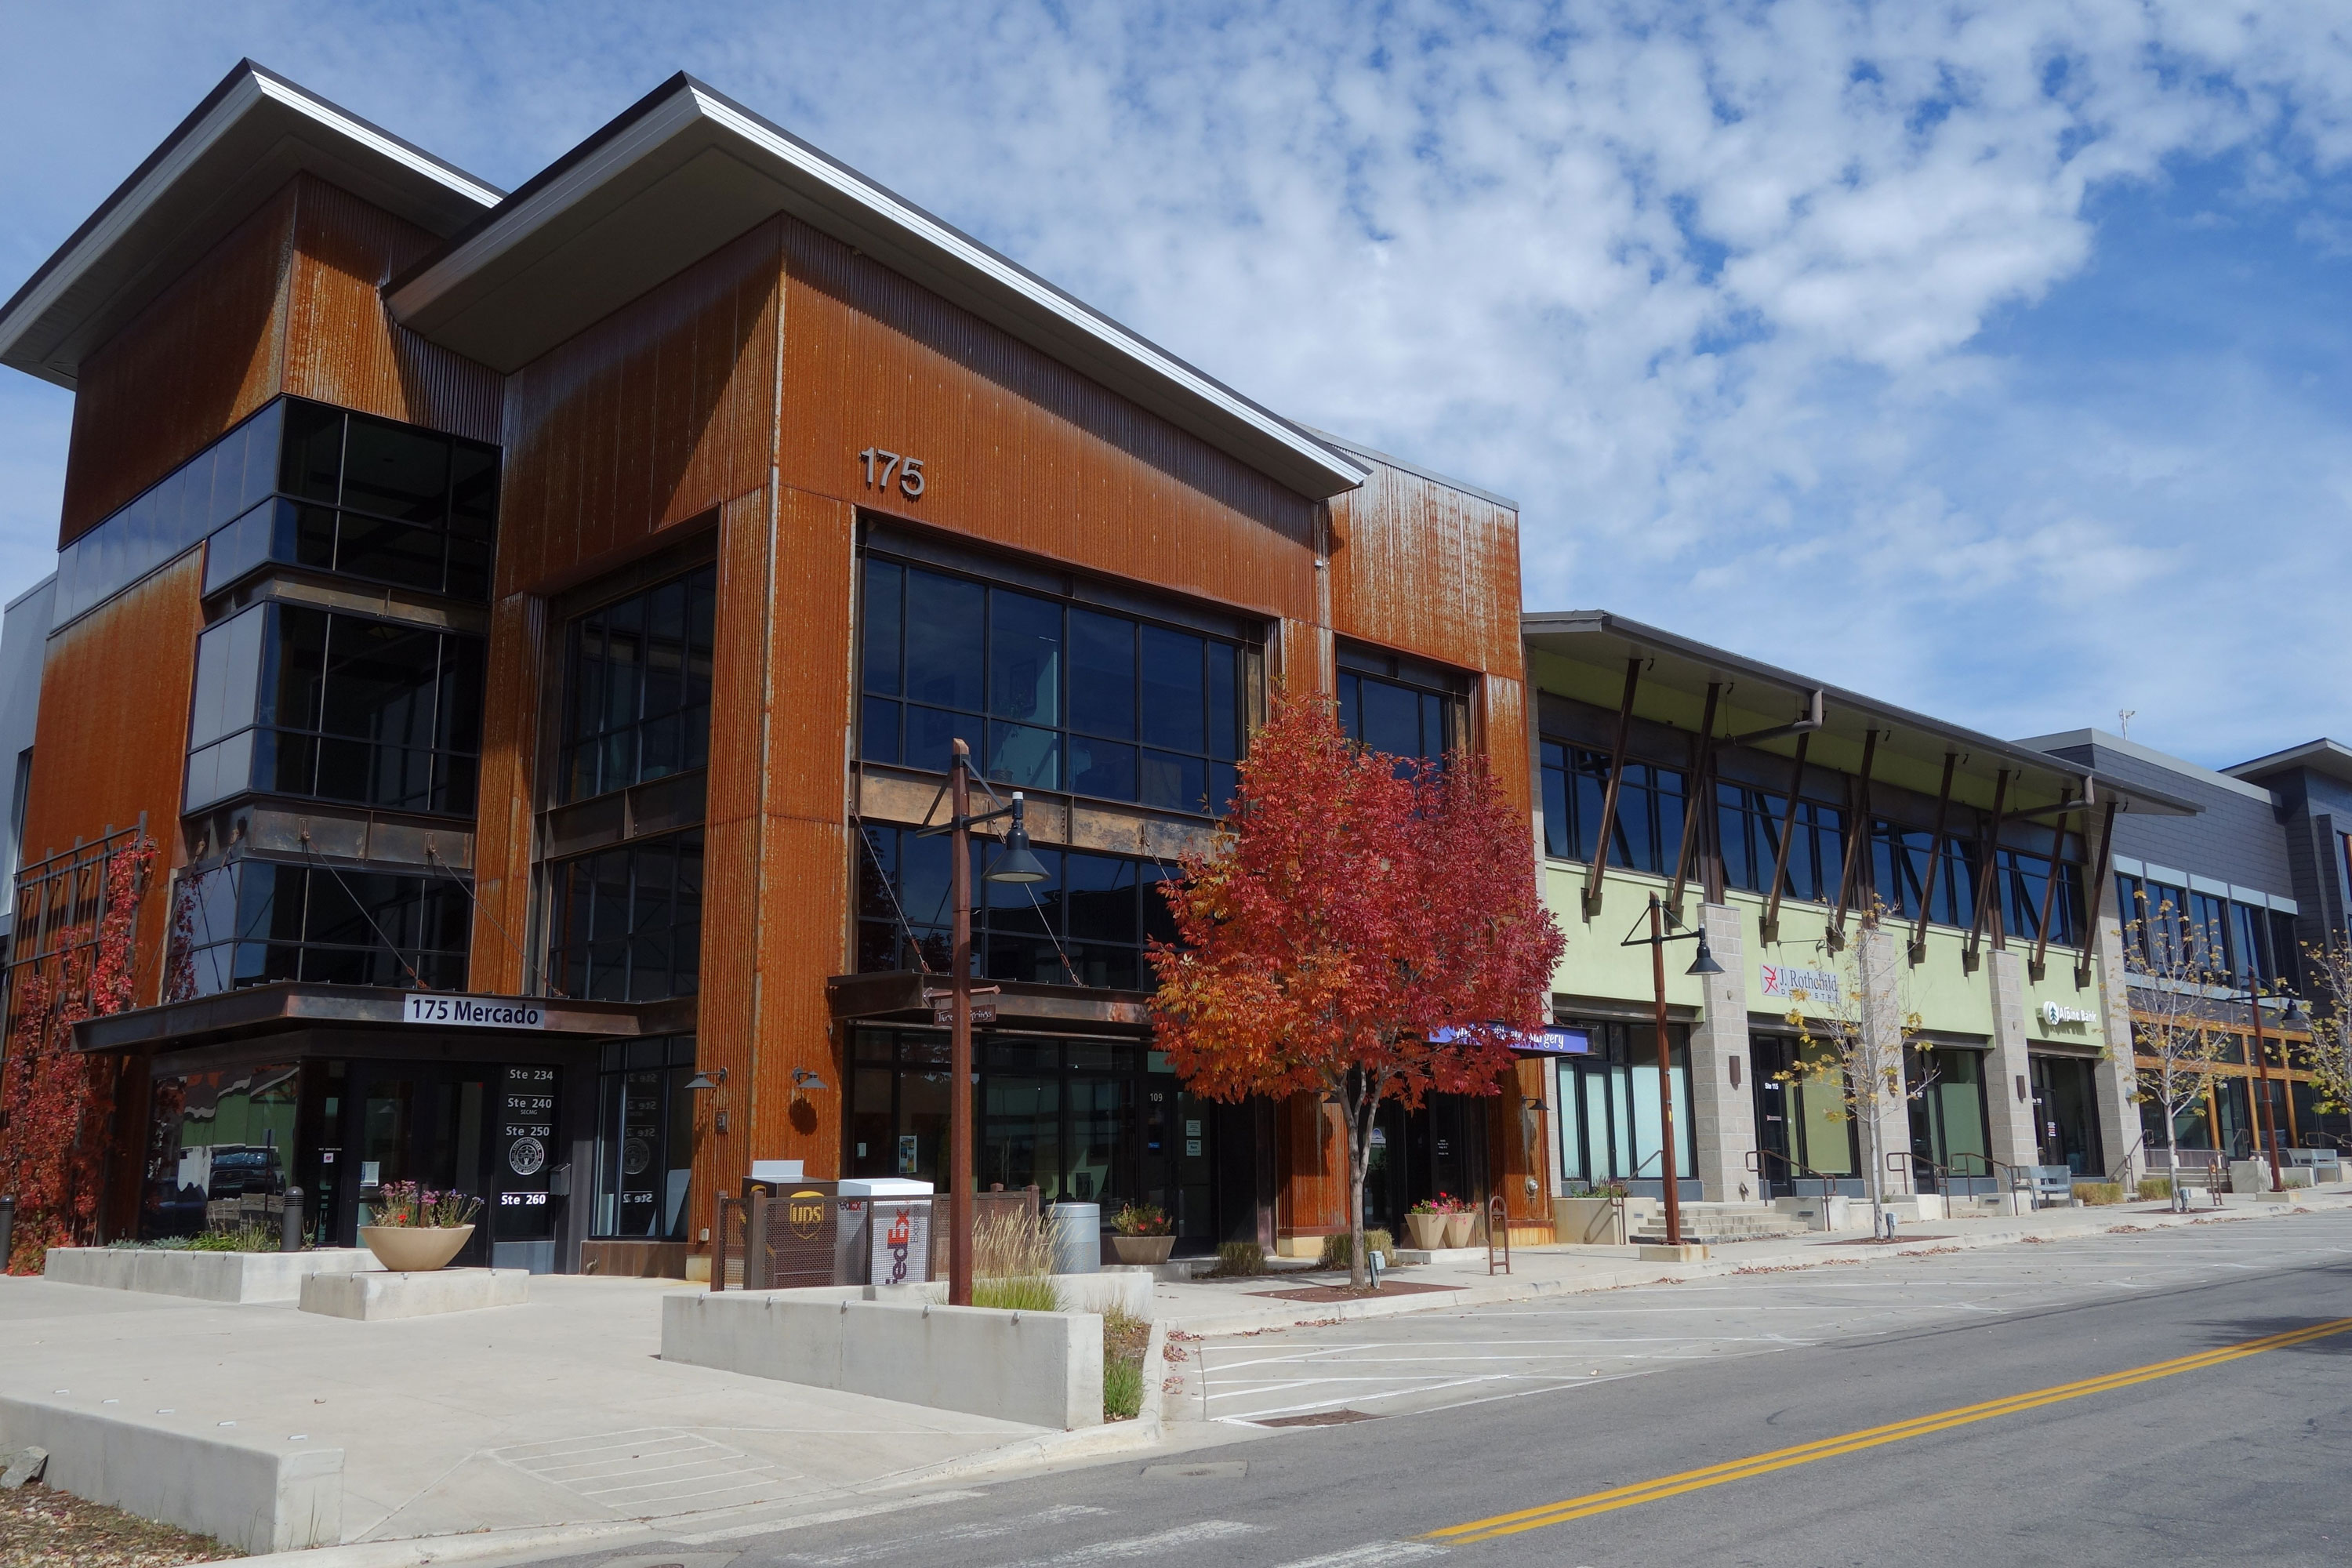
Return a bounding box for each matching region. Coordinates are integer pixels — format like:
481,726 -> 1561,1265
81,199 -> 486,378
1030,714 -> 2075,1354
1159,1193 -> 2352,1337
228,1521 -> 661,1568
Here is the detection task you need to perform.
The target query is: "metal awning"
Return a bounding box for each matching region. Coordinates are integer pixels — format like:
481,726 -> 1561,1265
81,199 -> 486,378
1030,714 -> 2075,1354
826,971 -> 1152,1036
1523,608 -> 2201,818
74,982 -> 693,1054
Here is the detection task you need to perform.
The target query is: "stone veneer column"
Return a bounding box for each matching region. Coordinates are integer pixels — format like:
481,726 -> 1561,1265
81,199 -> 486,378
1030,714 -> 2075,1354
1853,922 -> 1914,1202
2088,913 -> 2145,1188
1687,902 -> 1759,1203
1984,948 -> 2042,1175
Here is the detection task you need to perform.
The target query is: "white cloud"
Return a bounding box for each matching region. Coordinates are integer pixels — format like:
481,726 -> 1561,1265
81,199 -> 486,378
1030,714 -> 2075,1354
2,1 -> 2350,762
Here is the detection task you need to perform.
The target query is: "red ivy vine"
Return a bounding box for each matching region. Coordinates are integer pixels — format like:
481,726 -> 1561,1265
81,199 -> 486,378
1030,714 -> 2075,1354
1,835 -> 155,1272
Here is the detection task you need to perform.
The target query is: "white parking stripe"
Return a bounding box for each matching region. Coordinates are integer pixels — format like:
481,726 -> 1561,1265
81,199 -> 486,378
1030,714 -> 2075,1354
1009,1519 -> 1260,1565
788,1505 -> 1109,1565
1269,1543 -> 1446,1566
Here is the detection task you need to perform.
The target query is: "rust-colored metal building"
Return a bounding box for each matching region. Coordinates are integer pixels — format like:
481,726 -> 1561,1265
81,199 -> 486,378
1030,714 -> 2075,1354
0,63 -> 1541,1272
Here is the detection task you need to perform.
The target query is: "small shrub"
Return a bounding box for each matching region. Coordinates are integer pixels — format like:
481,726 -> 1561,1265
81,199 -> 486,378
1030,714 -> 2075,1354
975,1204 -> 1054,1279
1318,1229 -> 1395,1270
104,1223 -> 277,1253
971,1275 -> 1062,1312
2136,1177 -> 2173,1201
1102,1305 -> 1149,1421
1111,1203 -> 1172,1237
2074,1181 -> 2124,1207
1207,1240 -> 1265,1277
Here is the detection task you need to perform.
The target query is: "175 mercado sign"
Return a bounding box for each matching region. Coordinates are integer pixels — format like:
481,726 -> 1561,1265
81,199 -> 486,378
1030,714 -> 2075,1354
403,994 -> 547,1029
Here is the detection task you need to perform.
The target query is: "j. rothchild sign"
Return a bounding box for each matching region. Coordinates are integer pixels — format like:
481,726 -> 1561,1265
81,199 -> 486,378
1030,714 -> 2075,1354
403,994 -> 547,1029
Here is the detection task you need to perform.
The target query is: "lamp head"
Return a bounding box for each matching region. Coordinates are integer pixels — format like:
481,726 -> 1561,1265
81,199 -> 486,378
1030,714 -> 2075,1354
684,1066 -> 727,1091
789,1067 -> 829,1096
1685,929 -> 1726,978
983,792 -> 1051,885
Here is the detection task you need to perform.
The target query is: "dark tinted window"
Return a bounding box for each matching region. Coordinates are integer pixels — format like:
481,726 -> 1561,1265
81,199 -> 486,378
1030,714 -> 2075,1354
859,556 -> 1251,816
167,859 -> 470,997
559,565 -> 717,803
546,829 -> 705,1000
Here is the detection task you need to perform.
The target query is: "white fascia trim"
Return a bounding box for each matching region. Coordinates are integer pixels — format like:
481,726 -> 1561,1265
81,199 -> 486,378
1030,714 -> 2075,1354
389,89 -> 708,308
247,74 -> 503,207
2268,893 -> 2300,916
693,93 -> 1364,491
0,72 -> 498,365
394,86 -> 1366,495
2112,855 -> 2144,879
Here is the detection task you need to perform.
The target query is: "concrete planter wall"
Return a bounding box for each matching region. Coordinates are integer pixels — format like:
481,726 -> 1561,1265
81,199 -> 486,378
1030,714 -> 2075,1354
663,1288 -> 1105,1429
0,1393 -> 342,1554
43,1247 -> 379,1304
1553,1196 -> 1626,1246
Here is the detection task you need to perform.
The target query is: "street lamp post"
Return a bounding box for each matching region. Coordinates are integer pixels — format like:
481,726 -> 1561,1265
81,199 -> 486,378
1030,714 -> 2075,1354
920,739 -> 1048,1306
1621,893 -> 1724,1248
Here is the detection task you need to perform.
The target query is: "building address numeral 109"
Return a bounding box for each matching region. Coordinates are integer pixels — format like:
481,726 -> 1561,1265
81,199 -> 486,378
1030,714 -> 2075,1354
859,448 -> 925,498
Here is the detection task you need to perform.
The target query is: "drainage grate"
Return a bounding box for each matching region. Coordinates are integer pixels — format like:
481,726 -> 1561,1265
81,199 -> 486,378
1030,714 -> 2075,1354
1255,1409 -> 1381,1428
492,1428 -> 795,1516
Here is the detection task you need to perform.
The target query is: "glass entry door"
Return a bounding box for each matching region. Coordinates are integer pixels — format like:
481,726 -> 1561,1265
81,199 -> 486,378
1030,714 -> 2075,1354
340,1062 -> 495,1267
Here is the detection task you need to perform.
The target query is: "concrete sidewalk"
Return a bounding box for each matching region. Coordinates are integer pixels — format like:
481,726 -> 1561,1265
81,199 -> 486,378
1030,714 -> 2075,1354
1139,1185 -> 2352,1338
0,1272 -> 1047,1548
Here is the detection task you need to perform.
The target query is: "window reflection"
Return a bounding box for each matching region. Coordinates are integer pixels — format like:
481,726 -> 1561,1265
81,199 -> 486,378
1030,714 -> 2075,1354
859,556 -> 1252,816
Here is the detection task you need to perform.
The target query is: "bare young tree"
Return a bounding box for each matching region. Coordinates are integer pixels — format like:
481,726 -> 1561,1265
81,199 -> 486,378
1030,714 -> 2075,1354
2120,888 -> 2234,1187
2295,932 -> 2352,1127
1780,903 -> 1933,1237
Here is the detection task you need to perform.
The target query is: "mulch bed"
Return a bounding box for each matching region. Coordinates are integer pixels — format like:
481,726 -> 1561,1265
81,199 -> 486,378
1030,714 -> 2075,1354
1247,1281 -> 1465,1304
1,1483 -> 240,1567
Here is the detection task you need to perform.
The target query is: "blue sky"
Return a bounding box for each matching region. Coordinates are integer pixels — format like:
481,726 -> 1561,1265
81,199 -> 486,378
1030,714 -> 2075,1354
4,2 -> 2350,768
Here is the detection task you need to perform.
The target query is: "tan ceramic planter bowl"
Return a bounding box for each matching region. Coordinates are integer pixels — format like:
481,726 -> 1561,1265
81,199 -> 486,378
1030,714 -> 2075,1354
1442,1213 -> 1475,1249
1109,1234 -> 1175,1265
1406,1213 -> 1448,1250
359,1225 -> 474,1272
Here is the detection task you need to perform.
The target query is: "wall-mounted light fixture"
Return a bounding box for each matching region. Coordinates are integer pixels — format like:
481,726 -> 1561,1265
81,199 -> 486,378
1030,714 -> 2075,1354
790,1067 -> 829,1102
686,1066 -> 728,1092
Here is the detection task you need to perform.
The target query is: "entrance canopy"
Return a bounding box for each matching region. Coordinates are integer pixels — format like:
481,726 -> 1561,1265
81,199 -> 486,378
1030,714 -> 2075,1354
826,970 -> 1152,1039
74,982 -> 693,1054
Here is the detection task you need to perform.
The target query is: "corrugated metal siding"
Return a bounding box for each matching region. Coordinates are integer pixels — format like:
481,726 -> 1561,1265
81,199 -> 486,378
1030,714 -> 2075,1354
775,214 -> 1320,622
15,553 -> 206,1006
1327,463 -> 1524,681
282,176 -> 503,443
497,220 -> 783,600
56,186 -> 296,546
466,591 -> 544,993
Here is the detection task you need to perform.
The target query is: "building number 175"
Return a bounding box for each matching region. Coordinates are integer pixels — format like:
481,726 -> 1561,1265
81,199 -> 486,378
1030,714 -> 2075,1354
859,448 -> 925,498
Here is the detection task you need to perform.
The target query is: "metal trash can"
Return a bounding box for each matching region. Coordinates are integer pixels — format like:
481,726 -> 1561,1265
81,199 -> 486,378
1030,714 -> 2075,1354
1048,1201 -> 1100,1275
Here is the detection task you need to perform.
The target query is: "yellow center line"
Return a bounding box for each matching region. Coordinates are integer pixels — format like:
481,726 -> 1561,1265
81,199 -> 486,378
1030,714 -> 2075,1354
1428,1316 -> 2352,1546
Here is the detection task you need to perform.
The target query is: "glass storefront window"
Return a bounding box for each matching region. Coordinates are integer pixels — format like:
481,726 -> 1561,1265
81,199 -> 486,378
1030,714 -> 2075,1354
142,1062 -> 299,1239
1555,1022 -> 1693,1194
557,565 -> 717,804
592,1036 -> 698,1239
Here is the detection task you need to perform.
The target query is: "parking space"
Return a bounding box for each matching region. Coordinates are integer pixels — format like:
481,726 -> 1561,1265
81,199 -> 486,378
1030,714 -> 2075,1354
1176,1210 -> 2352,1425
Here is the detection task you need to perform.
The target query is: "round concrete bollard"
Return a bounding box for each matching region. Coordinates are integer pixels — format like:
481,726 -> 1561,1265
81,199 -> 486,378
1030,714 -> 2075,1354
1047,1201 -> 1100,1275
281,1185 -> 306,1253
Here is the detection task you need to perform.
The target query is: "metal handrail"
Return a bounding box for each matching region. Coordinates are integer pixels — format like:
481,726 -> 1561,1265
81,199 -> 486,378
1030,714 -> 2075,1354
2105,1133 -> 2148,1188
1947,1152 -> 2036,1214
1747,1147 -> 1838,1229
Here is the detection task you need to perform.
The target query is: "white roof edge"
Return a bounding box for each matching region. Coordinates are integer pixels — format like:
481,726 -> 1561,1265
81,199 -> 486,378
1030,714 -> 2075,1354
0,63 -> 500,388
387,79 -> 1367,500
247,74 -> 503,208
2013,727 -> 2278,808
2,574 -> 56,616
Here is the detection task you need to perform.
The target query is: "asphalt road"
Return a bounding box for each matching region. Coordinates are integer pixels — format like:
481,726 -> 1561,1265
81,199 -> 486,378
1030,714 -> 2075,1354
528,1211 -> 2352,1567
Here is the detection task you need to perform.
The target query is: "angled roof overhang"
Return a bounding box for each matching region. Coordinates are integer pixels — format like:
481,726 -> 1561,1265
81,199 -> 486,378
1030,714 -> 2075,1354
0,60 -> 503,390
2227,737 -> 2352,790
1523,609 -> 2200,818
385,74 -> 1368,501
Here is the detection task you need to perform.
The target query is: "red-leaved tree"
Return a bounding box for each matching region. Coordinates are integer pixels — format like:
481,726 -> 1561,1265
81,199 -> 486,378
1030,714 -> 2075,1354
1149,699 -> 1564,1290
1,835 -> 154,1272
